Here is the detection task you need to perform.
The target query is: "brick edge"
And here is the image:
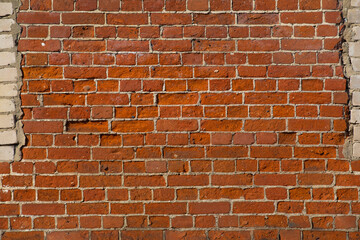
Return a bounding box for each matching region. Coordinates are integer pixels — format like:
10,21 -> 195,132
0,0 -> 24,161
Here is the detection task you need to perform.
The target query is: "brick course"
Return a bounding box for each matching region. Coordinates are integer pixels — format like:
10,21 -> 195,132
1,0 -> 358,238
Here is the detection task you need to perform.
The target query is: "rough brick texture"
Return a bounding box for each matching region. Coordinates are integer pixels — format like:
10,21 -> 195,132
0,1 -> 22,162
346,0 -> 360,158
8,0 -> 358,238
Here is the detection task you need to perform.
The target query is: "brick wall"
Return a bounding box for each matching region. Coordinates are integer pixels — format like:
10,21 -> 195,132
3,0 -> 357,238
0,1 -> 22,162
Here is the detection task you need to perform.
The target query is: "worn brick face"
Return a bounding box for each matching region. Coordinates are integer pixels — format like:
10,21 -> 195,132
2,0 -> 356,238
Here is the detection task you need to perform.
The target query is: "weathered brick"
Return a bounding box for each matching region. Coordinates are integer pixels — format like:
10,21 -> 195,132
0,19 -> 14,32
0,146 -> 14,160
0,3 -> 12,17
0,68 -> 17,82
0,52 -> 15,65
0,83 -> 17,97
0,130 -> 17,145
0,115 -> 14,128
9,0 -> 355,235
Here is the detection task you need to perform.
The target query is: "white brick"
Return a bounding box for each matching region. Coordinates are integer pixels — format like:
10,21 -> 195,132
0,145 -> 13,161
0,3 -> 12,17
348,9 -> 360,23
0,83 -> 17,97
351,109 -> 360,123
350,75 -> 360,89
353,27 -> 360,40
352,92 -> 360,106
0,99 -> 15,112
0,130 -> 16,144
353,143 -> 360,157
0,114 -> 13,128
349,42 -> 360,57
352,0 -> 360,6
353,92 -> 360,106
0,35 -> 13,49
0,68 -> 17,82
0,52 -> 15,66
0,19 -> 14,32
354,126 -> 360,141
351,57 -> 360,71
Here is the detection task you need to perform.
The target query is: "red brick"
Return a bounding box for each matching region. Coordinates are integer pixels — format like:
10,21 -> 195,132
281,12 -> 322,23
14,0 -> 351,234
18,12 -> 60,24
234,202 -> 275,213
306,202 -> 349,214
47,231 -> 89,240
22,204 -> 65,215
164,147 -> 205,159
238,13 -> 278,24
122,231 -> 163,239
168,175 -> 208,186
255,174 -> 296,186
157,120 -> 198,132
2,232 -> 44,240
146,203 -> 187,214
63,13 -> 104,24
151,13 -> 191,25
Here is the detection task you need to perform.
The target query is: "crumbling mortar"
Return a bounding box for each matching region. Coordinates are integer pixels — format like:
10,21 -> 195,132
0,0 -> 24,161
13,0 -> 25,161
342,0 -> 357,160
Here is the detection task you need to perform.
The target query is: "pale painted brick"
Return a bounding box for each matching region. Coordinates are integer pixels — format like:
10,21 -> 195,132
353,143 -> 360,157
0,145 -> 13,161
0,99 -> 15,112
348,9 -> 360,23
352,0 -> 360,6
350,75 -> 360,89
0,130 -> 17,144
351,57 -> 360,71
0,114 -> 13,128
0,52 -> 15,66
349,42 -> 360,57
0,83 -> 17,97
0,19 -> 14,32
0,3 -> 12,17
353,27 -> 360,40
0,35 -> 13,49
0,68 -> 17,82
354,126 -> 360,141
351,109 -> 360,123
0,1 -> 20,162
353,92 -> 360,106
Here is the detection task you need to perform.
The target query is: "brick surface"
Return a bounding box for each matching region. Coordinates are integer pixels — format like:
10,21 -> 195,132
0,130 -> 17,144
0,115 -> 14,128
0,0 -> 356,237
0,1 -> 21,163
0,99 -> 15,112
0,145 -> 14,160
0,68 -> 17,82
348,9 -> 360,22
0,83 -> 17,97
0,19 -> 14,31
0,35 -> 13,49
0,52 -> 15,65
0,3 -> 12,17
347,0 -> 360,159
